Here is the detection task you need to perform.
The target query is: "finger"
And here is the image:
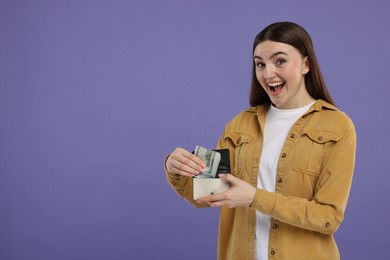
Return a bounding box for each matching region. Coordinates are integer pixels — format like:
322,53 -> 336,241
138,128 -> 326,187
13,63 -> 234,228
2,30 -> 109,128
167,152 -> 200,174
175,153 -> 205,173
175,148 -> 206,165
219,174 -> 238,185
170,162 -> 199,177
181,151 -> 207,169
197,191 -> 227,203
205,198 -> 227,208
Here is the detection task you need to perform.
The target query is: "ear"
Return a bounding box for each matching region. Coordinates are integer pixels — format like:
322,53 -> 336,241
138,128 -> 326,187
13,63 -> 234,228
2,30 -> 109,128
302,57 -> 310,75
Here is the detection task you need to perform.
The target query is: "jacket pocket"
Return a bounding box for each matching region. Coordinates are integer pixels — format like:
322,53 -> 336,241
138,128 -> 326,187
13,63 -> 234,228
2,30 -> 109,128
224,133 -> 253,176
294,129 -> 341,175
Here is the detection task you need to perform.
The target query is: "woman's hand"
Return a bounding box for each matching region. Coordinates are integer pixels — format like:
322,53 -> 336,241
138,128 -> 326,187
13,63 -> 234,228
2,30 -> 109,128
165,147 -> 206,177
197,174 -> 256,208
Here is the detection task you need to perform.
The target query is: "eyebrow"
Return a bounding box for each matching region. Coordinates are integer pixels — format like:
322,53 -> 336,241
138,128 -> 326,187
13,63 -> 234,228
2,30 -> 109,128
254,51 -> 288,60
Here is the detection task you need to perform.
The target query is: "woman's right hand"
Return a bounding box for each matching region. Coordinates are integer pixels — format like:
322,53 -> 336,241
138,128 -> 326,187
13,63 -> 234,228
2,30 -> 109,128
165,147 -> 206,177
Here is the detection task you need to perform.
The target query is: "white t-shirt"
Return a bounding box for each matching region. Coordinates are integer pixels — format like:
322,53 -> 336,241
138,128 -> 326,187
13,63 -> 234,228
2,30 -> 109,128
255,102 -> 315,260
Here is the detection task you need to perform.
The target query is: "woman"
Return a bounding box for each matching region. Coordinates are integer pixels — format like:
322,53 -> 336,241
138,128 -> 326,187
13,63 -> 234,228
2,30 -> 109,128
164,22 -> 356,260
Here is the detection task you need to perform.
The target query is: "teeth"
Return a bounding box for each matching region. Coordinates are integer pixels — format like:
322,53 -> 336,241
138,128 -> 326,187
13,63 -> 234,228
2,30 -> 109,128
267,82 -> 284,87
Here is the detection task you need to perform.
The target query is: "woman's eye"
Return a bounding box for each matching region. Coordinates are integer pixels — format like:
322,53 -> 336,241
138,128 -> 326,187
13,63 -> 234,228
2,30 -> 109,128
276,59 -> 286,65
256,62 -> 265,69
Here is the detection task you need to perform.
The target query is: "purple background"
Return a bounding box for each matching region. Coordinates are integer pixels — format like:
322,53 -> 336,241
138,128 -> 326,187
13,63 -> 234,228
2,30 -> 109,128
0,1 -> 388,259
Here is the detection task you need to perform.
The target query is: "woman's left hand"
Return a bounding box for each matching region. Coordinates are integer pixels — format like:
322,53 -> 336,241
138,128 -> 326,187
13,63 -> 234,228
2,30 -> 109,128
197,174 -> 256,208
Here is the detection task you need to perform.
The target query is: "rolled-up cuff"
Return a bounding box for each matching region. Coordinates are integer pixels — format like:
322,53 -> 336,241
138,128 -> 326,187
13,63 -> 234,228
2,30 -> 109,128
250,189 -> 276,215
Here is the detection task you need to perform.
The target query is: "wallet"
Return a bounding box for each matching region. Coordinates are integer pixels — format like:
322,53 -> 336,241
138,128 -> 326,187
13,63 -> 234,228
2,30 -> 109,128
212,148 -> 230,176
193,149 -> 231,200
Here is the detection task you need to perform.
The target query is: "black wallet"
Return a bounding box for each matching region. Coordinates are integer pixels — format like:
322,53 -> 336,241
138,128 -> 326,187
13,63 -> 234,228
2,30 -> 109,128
192,148 -> 230,178
214,149 -> 230,177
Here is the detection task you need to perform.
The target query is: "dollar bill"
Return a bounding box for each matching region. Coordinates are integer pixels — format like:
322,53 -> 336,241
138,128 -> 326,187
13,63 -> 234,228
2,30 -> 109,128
194,145 -> 221,179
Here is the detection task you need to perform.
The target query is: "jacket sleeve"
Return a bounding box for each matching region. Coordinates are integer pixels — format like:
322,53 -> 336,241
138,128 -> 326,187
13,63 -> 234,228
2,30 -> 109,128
250,116 -> 357,234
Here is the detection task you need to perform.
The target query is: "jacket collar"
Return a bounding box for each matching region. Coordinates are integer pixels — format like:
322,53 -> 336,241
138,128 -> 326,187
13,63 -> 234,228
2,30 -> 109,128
248,99 -> 337,115
305,99 -> 338,115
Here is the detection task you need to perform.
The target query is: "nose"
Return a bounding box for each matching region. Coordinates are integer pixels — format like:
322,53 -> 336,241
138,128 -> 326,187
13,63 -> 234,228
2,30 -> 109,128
264,65 -> 276,79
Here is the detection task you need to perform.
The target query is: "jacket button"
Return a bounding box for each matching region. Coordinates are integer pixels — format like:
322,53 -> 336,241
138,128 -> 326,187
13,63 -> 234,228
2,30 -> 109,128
281,153 -> 286,158
325,222 -> 330,228
290,133 -> 295,138
272,223 -> 278,229
318,136 -> 323,141
277,178 -> 283,183
270,250 -> 275,255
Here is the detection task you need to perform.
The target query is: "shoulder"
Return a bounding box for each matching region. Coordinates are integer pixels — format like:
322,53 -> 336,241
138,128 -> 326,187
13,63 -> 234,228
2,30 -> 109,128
308,100 -> 356,137
225,104 -> 267,130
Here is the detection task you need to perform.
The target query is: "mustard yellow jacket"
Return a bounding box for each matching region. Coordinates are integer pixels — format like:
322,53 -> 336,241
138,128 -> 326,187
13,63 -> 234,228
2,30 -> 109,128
166,100 -> 356,260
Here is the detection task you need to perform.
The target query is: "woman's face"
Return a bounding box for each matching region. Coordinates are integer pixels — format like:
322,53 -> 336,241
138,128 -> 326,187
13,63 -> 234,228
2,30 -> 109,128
254,40 -> 313,109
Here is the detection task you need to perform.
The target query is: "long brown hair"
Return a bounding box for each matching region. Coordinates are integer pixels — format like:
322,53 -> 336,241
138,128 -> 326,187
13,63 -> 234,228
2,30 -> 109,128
249,22 -> 335,106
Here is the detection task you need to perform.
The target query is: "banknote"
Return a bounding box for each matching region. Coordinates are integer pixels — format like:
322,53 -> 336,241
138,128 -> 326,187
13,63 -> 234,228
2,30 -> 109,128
194,145 -> 221,178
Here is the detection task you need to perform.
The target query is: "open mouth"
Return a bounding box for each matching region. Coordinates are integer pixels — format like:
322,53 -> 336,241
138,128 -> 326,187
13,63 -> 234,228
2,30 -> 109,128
268,81 -> 285,94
